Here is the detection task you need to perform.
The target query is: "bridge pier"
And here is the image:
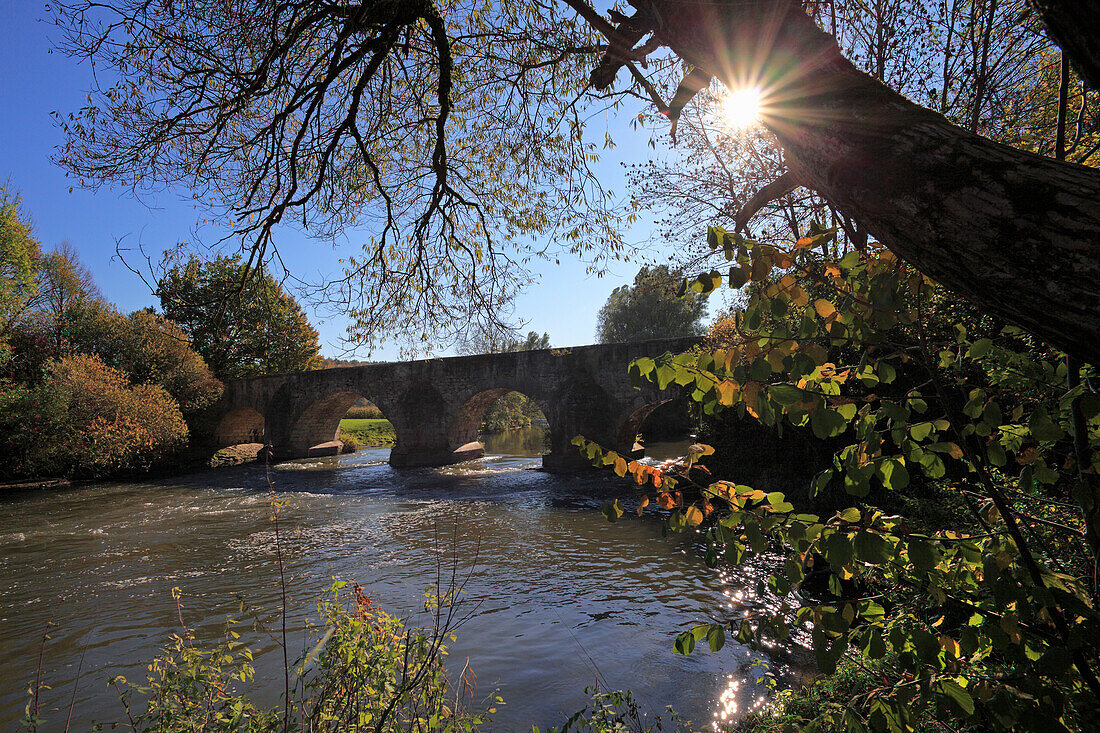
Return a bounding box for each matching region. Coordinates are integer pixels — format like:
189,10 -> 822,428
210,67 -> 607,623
389,440 -> 484,467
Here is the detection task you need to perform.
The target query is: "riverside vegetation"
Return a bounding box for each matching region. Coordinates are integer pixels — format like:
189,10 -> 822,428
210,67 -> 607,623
0,191 -> 325,482
575,222 -> 1100,732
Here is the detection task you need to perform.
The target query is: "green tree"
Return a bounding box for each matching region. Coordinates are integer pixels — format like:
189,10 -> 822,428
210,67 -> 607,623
0,190 -> 42,349
157,254 -> 321,379
596,266 -> 707,344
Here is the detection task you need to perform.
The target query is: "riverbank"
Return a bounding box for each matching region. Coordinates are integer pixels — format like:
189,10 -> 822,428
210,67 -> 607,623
338,417 -> 396,447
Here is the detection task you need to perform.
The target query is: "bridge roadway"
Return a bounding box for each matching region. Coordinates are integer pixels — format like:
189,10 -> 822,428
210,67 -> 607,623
210,337 -> 699,471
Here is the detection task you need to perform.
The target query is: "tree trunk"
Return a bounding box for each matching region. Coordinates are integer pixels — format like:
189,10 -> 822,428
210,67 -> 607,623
641,0 -> 1100,365
1028,1 -> 1100,91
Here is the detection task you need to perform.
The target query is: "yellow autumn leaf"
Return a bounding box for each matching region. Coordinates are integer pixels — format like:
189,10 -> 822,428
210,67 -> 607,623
715,380 -> 739,406
684,506 -> 704,526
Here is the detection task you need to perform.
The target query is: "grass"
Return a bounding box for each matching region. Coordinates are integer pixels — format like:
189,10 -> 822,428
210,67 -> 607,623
339,418 -> 396,447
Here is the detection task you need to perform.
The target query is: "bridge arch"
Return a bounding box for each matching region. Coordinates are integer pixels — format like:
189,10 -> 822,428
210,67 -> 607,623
288,389 -> 392,458
214,406 -> 265,446
617,399 -> 675,455
448,388 -> 552,449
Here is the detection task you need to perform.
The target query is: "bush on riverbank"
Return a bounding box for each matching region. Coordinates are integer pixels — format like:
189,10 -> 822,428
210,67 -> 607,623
1,353 -> 188,478
346,404 -> 385,420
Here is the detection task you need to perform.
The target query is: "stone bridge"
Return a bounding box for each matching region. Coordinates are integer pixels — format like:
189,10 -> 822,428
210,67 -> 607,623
210,337 -> 699,471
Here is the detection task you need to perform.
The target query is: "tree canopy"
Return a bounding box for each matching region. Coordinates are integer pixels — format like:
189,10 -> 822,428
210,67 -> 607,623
0,191 -> 41,348
597,265 -> 707,343
157,254 -> 322,380
52,0 -> 1099,359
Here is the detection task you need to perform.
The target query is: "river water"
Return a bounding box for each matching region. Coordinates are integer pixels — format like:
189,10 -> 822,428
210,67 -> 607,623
0,429 -> 776,731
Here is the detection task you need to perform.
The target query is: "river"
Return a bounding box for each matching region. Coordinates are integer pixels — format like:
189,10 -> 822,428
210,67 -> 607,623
0,428 -> 777,731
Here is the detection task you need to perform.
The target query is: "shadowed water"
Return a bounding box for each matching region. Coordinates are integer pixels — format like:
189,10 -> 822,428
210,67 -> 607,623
0,431 -> 775,731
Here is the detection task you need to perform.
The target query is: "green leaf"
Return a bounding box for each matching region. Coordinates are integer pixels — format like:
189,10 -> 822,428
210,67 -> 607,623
601,500 -> 623,523
655,364 -> 677,390
909,422 -> 934,441
1029,409 -> 1066,442
878,459 -> 910,490
825,531 -> 854,567
907,537 -> 940,572
877,361 -> 897,384
812,409 -> 848,439
936,679 -> 975,716
673,630 -> 695,655
853,531 -> 893,565
769,384 -> 804,406
967,338 -> 993,359
706,624 -> 726,652
839,507 -> 861,523
911,628 -> 941,663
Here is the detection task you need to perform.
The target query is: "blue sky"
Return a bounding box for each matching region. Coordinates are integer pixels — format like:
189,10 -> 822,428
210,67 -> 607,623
0,2 -> 694,360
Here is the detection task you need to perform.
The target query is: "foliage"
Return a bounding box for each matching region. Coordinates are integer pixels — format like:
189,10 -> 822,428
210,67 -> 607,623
36,303 -> 223,416
596,267 -> 707,344
51,353 -> 189,476
101,581 -> 497,732
729,657 -> 935,733
346,404 -> 386,420
5,241 -> 101,376
480,391 -> 545,432
458,330 -> 551,356
157,253 -> 321,380
0,353 -> 189,479
339,418 -> 396,447
577,223 -> 1100,732
0,189 -> 41,346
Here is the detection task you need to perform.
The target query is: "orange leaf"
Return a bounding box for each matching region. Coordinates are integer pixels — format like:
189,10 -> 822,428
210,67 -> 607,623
613,455 -> 628,477
814,299 -> 836,319
656,493 -> 676,510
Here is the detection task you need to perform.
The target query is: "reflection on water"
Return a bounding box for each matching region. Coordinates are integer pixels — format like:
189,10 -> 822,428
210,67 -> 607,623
481,425 -> 550,456
0,437 -> 777,732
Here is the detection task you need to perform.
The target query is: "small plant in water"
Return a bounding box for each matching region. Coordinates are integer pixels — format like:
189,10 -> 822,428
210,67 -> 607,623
536,686 -> 685,733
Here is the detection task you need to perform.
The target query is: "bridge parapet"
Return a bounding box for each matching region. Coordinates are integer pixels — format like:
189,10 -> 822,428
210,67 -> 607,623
211,337 -> 701,470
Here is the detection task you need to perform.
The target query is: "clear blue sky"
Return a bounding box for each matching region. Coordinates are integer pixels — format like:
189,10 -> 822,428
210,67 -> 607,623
0,1 -> 689,360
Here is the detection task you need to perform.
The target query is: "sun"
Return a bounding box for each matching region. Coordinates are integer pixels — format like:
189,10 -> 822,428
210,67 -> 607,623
722,87 -> 763,130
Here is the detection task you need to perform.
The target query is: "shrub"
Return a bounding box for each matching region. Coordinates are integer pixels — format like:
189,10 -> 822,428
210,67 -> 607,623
345,404 -> 384,420
97,582 -> 497,732
9,353 -> 191,478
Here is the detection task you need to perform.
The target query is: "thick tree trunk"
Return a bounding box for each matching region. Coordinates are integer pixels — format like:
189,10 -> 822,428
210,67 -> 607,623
642,0 -> 1100,365
1029,1 -> 1100,90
